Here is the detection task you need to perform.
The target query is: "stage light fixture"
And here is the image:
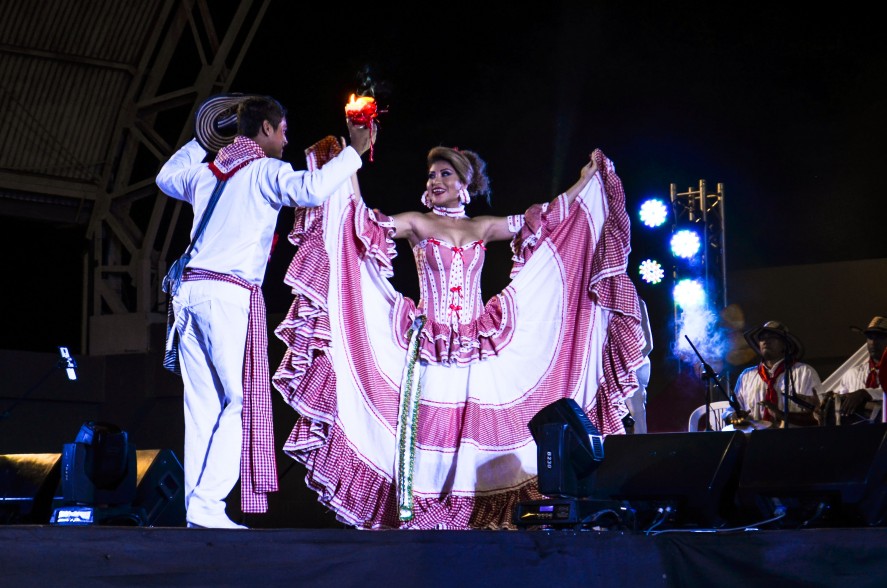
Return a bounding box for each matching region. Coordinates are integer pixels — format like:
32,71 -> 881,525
528,398 -> 604,498
638,259 -> 665,285
673,278 -> 706,309
670,229 -> 701,259
639,198 -> 668,228
51,421 -> 144,526
513,398 -> 609,528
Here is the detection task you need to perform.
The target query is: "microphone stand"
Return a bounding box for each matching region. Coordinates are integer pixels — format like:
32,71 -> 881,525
685,336 -> 742,430
782,346 -> 792,429
774,336 -> 815,429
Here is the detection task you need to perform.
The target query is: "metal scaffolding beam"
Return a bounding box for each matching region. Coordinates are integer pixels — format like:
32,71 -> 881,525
84,0 -> 271,355
668,180 -> 728,386
669,180 -> 727,311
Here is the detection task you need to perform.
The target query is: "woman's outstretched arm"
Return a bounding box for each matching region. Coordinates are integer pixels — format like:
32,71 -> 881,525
477,152 -> 600,244
563,152 -> 599,207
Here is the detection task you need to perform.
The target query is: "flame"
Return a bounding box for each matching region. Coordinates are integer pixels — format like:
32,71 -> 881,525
346,93 -> 376,112
345,94 -> 378,125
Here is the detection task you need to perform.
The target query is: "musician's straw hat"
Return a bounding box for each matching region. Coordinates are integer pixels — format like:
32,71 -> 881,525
743,320 -> 804,361
852,316 -> 887,337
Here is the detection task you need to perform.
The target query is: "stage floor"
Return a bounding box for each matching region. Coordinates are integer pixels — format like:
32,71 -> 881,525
5,426 -> 887,586
1,525 -> 886,587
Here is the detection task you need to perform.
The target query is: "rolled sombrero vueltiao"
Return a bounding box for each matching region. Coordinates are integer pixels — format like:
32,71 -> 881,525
194,93 -> 257,153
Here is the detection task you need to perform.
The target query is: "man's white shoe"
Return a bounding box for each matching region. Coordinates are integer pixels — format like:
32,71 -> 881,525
186,516 -> 248,529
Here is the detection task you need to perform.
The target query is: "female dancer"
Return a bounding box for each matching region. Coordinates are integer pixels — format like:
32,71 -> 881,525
273,142 -> 646,529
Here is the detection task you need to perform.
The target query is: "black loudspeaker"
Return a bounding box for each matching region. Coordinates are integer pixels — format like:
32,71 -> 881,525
132,449 -> 185,527
737,423 -> 887,527
587,431 -> 746,528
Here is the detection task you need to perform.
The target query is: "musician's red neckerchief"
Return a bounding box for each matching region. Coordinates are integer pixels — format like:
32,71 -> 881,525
865,358 -> 879,388
757,361 -> 785,421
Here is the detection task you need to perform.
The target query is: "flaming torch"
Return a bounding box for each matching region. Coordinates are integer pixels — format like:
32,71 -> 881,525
345,93 -> 379,161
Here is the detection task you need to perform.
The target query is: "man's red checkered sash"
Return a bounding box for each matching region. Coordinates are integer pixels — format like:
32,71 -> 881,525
182,268 -> 278,513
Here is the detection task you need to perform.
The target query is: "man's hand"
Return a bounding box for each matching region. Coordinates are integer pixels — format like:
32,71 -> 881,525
723,407 -> 750,426
347,119 -> 376,157
840,389 -> 873,417
760,401 -> 820,427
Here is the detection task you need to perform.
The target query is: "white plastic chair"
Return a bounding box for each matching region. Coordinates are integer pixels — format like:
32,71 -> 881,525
687,400 -> 732,431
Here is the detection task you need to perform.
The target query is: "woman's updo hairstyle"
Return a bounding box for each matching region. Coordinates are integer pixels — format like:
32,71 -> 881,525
427,146 -> 492,206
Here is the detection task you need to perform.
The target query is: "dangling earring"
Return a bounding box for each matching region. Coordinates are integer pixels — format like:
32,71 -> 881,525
458,187 -> 471,205
421,191 -> 432,209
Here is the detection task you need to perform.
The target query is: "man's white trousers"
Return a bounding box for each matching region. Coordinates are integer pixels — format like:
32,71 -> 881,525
173,280 -> 249,523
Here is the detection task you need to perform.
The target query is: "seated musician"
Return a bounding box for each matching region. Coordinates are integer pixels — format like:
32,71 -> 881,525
825,316 -> 887,424
724,320 -> 822,429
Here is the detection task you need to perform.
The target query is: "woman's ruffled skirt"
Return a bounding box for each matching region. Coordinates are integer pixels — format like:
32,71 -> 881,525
272,151 -> 646,529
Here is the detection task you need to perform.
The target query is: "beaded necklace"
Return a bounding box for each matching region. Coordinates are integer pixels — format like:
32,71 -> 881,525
431,205 -> 467,219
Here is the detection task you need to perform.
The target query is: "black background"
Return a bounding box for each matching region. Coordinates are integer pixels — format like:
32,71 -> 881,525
4,2 -> 885,361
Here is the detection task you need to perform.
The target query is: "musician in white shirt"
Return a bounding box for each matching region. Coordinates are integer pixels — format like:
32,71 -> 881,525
730,320 -> 822,428
830,316 -> 887,423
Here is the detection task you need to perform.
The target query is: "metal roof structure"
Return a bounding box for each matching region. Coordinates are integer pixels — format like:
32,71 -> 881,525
0,0 -> 271,354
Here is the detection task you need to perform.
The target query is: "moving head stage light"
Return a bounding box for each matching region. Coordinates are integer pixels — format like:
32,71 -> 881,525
514,399 -> 615,528
51,421 -> 143,526
528,398 -> 604,498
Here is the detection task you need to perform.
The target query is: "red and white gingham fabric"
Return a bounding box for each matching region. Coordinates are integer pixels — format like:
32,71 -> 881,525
209,136 -> 267,180
183,268 -> 278,513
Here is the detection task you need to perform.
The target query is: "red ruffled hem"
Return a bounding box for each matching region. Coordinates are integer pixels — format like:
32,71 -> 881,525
587,150 -> 646,434
274,199 -> 397,401
284,418 -> 544,529
273,210 -> 333,409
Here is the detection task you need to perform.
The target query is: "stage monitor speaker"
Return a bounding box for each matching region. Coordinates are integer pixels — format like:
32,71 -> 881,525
0,453 -> 62,524
587,431 -> 746,528
132,449 -> 185,527
737,423 -> 887,527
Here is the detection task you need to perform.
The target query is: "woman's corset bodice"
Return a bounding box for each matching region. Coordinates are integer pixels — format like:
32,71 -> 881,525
413,238 -> 486,329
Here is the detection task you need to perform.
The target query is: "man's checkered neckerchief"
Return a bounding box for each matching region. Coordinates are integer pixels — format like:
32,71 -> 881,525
209,136 -> 267,180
